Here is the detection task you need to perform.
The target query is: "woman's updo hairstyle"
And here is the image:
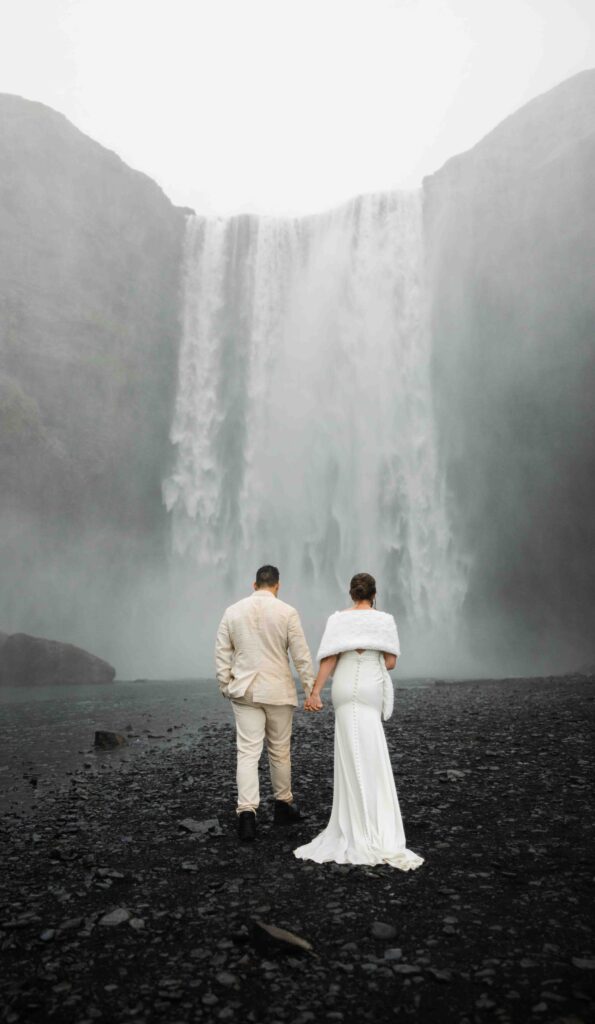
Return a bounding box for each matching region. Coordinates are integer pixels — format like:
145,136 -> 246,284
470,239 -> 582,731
349,572 -> 377,606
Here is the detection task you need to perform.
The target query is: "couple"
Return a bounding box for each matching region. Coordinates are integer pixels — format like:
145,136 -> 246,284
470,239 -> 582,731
215,564 -> 423,870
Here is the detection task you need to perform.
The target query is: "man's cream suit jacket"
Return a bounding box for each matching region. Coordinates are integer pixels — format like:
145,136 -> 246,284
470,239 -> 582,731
215,589 -> 315,705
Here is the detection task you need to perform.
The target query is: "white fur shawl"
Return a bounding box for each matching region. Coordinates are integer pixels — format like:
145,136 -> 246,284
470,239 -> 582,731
317,610 -> 400,722
317,610 -> 401,661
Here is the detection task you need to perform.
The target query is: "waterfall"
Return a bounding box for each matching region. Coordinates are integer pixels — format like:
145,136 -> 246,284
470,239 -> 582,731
162,191 -> 468,671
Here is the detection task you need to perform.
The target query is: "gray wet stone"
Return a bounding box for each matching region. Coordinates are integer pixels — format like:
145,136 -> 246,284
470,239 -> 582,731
96,868 -> 125,879
215,971 -> 238,987
58,916 -> 83,931
178,817 -> 221,835
428,967 -> 453,982
370,921 -> 397,940
98,907 -> 130,926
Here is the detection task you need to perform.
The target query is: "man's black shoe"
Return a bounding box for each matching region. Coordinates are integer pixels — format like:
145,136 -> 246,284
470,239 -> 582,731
273,800 -> 304,826
238,811 -> 256,842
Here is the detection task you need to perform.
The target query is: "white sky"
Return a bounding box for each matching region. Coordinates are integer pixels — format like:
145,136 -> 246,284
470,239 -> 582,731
1,0 -> 594,214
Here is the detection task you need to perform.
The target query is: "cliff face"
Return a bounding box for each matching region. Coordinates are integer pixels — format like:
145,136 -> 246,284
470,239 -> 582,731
0,95 -> 186,665
424,70 -> 595,674
0,632 -> 115,686
2,76 -> 594,678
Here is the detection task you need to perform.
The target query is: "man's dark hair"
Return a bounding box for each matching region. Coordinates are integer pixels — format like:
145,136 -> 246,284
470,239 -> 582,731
255,564 -> 280,588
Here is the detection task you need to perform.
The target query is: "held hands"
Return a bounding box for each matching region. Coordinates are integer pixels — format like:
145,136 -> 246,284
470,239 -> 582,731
304,691 -> 323,712
304,656 -> 335,713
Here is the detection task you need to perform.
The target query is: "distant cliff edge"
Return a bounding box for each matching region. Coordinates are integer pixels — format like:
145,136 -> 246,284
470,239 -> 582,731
424,69 -> 595,674
0,94 -> 186,661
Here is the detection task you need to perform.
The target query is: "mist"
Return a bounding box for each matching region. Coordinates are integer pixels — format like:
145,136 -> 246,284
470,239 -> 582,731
1,69 -> 595,682
425,69 -> 595,678
159,191 -> 469,680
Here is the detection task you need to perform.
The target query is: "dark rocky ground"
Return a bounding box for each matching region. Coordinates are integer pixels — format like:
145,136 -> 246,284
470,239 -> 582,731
1,675 -> 594,1024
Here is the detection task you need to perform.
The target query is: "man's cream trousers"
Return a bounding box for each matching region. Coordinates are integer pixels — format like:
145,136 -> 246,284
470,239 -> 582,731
231,682 -> 294,814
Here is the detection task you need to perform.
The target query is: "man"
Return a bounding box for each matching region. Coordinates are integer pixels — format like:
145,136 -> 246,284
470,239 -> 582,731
215,565 -> 315,842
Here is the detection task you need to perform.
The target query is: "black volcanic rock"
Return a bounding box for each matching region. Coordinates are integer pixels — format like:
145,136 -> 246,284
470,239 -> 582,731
0,678 -> 593,1022
94,730 -> 127,748
0,631 -> 115,685
424,69 -> 595,675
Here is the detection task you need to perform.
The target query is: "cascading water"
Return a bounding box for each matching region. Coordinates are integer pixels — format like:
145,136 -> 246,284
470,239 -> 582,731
162,191 -> 469,674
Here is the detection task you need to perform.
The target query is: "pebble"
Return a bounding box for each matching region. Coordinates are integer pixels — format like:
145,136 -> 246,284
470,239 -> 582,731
370,921 -> 397,940
178,817 -> 221,834
216,972 -> 238,987
98,907 -> 130,926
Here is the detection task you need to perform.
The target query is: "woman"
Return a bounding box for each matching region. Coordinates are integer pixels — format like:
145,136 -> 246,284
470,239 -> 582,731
294,572 -> 423,870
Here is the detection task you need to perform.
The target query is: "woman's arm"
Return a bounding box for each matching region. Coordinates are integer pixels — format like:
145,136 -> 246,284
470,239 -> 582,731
383,652 -> 397,670
304,655 -> 338,711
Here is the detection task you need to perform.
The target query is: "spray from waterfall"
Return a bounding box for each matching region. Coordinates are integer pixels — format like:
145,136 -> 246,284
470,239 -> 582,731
162,191 -> 469,674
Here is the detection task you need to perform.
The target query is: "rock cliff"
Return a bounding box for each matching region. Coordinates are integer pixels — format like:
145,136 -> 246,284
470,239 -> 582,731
424,70 -> 595,673
0,95 -> 187,666
0,632 -> 115,686
2,72 -> 594,677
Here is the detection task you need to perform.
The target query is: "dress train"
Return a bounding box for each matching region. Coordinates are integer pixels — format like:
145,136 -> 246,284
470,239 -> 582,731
294,650 -> 423,870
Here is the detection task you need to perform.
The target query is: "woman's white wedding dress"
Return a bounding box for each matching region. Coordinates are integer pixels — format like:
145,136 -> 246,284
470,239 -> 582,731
294,612 -> 423,870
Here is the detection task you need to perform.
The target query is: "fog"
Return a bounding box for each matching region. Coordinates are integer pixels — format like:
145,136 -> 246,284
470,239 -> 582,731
2,0 -> 594,213
1,9 -> 594,681
158,192 -> 469,679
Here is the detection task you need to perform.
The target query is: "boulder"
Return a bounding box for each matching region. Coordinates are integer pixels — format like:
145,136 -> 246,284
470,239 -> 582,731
0,631 -> 115,686
94,731 -> 127,749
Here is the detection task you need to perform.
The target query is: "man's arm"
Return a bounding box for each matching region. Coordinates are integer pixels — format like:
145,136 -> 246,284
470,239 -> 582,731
215,613 -> 234,696
304,654 -> 338,711
287,610 -> 315,696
